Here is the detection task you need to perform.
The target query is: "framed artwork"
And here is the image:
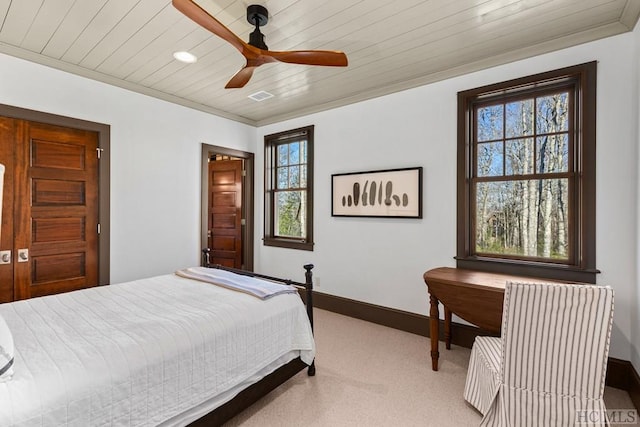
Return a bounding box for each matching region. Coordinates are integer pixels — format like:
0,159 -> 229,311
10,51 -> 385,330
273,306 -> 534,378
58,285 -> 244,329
331,167 -> 422,218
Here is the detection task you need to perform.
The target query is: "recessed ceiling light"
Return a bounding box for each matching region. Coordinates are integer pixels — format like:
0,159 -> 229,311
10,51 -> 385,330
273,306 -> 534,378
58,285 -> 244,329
173,51 -> 197,64
248,90 -> 274,102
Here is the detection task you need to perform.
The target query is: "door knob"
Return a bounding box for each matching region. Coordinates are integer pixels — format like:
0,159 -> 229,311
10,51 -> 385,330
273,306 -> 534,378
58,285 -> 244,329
0,250 -> 10,264
18,249 -> 29,262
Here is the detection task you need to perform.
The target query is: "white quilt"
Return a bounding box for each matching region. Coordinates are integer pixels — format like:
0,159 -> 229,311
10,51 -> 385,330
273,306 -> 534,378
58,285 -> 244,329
0,273 -> 315,427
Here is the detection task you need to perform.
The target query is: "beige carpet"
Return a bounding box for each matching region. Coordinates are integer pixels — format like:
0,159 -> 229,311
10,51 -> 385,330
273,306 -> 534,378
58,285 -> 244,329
224,309 -> 637,426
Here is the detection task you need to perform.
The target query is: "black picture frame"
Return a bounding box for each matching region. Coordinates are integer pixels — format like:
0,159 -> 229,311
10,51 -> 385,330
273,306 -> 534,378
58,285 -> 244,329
331,167 -> 423,218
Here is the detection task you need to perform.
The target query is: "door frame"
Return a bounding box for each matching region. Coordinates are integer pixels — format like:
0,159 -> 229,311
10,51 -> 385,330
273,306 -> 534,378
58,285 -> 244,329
0,103 -> 110,285
201,144 -> 254,271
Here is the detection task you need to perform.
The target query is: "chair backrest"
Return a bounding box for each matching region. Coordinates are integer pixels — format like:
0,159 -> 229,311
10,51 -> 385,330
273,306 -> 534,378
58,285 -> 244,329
501,281 -> 614,399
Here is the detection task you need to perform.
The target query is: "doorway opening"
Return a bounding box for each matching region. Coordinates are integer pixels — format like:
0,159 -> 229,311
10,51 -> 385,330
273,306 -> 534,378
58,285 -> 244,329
201,144 -> 254,271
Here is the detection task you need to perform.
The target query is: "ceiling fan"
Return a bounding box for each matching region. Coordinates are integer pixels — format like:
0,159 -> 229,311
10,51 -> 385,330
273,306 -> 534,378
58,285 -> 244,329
172,0 -> 348,89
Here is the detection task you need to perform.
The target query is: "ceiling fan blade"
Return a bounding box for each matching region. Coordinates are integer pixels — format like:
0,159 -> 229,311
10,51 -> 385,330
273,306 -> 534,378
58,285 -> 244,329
172,0 -> 249,55
225,66 -> 257,89
268,50 -> 348,67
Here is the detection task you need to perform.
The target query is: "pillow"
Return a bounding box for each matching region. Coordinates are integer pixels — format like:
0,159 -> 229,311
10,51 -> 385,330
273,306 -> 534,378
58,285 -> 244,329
0,313 -> 14,382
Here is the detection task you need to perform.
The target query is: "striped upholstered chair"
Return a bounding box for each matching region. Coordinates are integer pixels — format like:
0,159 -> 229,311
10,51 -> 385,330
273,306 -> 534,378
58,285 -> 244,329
463,281 -> 614,427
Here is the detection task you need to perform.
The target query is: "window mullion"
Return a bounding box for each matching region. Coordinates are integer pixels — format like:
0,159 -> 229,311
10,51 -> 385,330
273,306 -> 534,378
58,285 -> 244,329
502,103 -> 506,178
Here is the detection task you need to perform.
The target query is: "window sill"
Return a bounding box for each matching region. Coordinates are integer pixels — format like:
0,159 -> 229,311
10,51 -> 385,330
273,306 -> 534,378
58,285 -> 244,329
455,256 -> 599,284
264,238 -> 314,251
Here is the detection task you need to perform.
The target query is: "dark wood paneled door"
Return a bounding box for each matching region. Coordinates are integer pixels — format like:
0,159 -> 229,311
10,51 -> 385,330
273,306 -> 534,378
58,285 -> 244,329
0,118 -> 99,301
208,160 -> 243,268
0,117 -> 17,302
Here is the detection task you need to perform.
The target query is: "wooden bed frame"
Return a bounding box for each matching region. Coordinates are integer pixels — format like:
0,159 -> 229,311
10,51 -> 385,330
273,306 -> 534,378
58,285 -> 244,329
188,249 -> 316,426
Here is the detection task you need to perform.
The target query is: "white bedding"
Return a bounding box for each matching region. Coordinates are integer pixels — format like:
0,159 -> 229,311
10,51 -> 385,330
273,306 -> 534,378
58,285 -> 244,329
0,272 -> 315,427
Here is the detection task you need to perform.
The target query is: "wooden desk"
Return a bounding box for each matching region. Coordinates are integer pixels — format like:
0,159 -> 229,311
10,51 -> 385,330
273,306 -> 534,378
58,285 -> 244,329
423,267 -> 557,371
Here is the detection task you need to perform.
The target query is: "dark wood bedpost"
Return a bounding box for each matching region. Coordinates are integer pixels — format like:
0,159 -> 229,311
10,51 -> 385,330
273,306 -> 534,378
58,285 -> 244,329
303,264 -> 314,330
303,264 -> 315,376
202,248 -> 211,267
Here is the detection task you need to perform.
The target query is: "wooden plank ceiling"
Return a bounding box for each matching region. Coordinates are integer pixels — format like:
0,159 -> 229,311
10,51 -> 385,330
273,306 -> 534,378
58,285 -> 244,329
0,0 -> 639,126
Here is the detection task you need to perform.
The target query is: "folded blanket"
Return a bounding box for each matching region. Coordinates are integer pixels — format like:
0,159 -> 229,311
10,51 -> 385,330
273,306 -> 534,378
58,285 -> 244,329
175,267 -> 298,300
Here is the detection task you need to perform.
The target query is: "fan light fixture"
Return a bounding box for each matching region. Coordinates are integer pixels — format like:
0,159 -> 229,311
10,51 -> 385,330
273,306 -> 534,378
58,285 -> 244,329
173,51 -> 198,64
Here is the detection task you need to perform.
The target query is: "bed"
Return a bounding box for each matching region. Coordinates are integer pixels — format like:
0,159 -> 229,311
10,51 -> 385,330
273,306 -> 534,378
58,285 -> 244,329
0,260 -> 316,427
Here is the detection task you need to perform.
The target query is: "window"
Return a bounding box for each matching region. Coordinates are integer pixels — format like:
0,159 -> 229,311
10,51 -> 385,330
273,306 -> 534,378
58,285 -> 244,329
457,62 -> 598,283
264,125 -> 314,250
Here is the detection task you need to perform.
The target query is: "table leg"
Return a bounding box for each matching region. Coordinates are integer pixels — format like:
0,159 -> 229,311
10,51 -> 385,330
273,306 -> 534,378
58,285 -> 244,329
429,293 -> 440,371
444,307 -> 452,350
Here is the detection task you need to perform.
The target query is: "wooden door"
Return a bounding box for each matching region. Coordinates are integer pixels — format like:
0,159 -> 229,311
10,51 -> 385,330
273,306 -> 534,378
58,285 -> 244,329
208,159 -> 243,268
0,118 -> 99,301
0,117 -> 17,302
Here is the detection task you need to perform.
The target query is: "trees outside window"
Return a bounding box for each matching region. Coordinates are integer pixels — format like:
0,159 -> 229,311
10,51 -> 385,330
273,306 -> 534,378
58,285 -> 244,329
457,63 -> 598,283
264,125 -> 314,251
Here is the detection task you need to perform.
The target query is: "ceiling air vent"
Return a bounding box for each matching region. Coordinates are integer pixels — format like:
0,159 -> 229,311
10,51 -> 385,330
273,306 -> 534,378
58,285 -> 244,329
248,90 -> 274,102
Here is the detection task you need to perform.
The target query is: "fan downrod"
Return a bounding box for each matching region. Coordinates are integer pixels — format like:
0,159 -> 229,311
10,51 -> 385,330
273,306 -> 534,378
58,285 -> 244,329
247,4 -> 269,50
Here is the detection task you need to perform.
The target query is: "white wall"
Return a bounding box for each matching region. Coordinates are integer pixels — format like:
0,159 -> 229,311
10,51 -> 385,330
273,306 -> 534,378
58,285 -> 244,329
257,32 -> 640,361
0,53 -> 256,284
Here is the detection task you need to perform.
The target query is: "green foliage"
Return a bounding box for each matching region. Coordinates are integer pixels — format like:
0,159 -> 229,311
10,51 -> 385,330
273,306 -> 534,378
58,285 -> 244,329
276,191 -> 304,238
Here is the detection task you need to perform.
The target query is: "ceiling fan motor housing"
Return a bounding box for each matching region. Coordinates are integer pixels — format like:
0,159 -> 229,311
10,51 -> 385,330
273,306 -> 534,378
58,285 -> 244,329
247,4 -> 269,50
